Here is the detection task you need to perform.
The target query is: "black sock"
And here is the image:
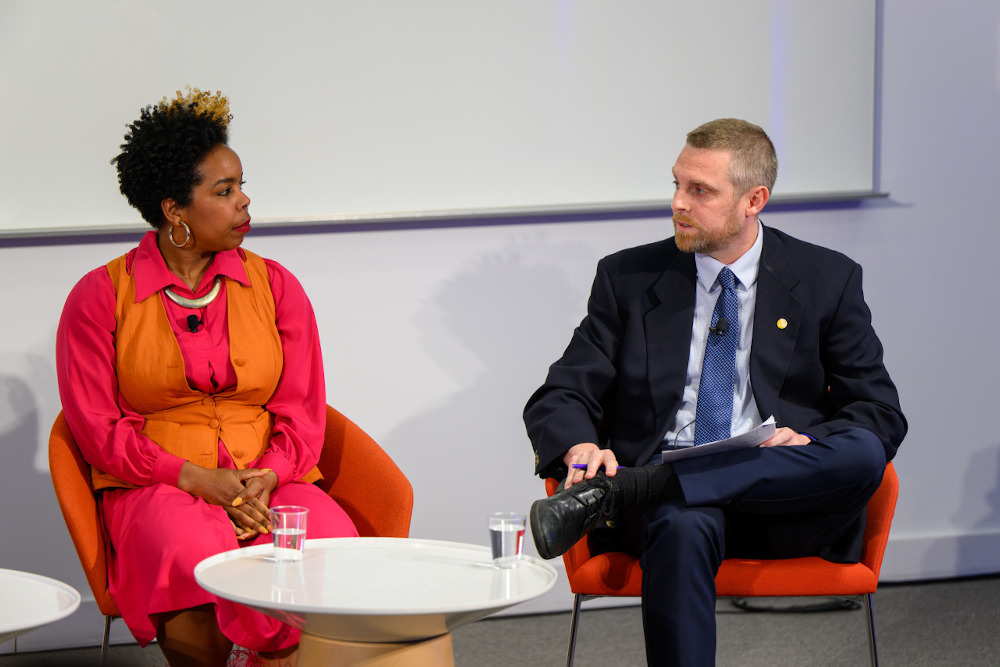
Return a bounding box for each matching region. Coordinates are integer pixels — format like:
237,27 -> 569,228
610,464 -> 682,508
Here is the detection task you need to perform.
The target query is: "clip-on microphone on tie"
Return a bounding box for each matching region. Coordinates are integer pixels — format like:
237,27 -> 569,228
709,317 -> 729,336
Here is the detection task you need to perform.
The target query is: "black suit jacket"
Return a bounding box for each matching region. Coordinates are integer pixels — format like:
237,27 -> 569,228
525,225 -> 906,478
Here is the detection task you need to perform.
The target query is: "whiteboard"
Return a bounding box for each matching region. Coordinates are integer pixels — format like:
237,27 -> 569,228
0,0 -> 877,236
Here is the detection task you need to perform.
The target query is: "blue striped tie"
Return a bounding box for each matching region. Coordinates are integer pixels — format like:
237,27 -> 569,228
694,267 -> 739,446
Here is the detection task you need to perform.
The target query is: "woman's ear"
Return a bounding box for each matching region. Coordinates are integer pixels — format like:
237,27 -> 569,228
161,198 -> 182,224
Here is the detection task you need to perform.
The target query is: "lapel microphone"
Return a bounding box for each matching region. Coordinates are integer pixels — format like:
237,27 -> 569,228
186,314 -> 202,333
709,317 -> 729,336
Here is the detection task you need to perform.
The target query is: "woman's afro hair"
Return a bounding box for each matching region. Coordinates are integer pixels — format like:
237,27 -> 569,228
112,87 -> 232,228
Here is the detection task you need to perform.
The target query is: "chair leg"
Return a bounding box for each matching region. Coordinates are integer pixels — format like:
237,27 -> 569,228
100,615 -> 112,666
566,594 -> 583,667
864,593 -> 879,667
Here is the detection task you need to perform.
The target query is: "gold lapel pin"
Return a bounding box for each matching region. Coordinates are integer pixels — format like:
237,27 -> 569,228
777,318 -> 788,330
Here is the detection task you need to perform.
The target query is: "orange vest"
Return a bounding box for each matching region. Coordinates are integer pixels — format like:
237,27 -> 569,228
92,248 -> 320,490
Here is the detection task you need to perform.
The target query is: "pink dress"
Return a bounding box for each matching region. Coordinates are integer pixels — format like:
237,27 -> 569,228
56,232 -> 358,650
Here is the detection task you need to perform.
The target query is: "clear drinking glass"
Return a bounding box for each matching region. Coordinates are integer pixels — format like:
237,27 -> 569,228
488,512 -> 526,568
270,505 -> 309,562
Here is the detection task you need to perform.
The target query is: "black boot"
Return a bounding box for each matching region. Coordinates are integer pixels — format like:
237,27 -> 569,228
530,473 -> 617,560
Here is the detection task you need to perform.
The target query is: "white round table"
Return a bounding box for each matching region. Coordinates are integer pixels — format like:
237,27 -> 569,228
0,569 -> 81,645
195,537 -> 556,666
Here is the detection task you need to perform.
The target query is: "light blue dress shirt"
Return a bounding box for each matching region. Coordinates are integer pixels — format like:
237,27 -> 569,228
661,221 -> 765,450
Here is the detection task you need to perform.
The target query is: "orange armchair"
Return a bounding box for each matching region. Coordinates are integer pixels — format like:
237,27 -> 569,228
48,411 -> 119,663
49,405 -> 412,664
315,405 -> 413,539
546,462 -> 898,667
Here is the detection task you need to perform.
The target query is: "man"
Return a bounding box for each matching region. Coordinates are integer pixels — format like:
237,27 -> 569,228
524,119 -> 906,666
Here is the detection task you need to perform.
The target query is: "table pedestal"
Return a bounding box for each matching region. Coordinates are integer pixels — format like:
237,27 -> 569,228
298,632 -> 454,667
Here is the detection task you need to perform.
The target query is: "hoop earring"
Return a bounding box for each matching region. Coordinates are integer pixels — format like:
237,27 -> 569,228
169,221 -> 192,249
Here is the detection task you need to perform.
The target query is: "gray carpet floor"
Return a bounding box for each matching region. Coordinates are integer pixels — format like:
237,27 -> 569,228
1,575 -> 997,666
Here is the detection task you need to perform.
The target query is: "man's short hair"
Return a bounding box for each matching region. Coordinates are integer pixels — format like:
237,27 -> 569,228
686,118 -> 778,196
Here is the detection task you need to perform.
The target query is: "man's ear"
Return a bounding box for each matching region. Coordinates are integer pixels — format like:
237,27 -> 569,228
745,186 -> 770,217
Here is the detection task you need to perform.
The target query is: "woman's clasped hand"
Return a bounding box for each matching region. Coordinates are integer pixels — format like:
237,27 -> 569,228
177,464 -> 278,539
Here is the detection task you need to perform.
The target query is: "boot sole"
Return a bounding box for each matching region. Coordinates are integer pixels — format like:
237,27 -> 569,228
528,497 -> 559,560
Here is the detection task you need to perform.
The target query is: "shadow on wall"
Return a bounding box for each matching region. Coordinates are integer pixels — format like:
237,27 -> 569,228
379,241 -> 589,543
922,444 -> 1000,578
0,372 -> 80,579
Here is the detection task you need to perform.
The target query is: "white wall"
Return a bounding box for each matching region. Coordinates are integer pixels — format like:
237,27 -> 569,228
2,0 -> 999,652
0,0 -> 879,235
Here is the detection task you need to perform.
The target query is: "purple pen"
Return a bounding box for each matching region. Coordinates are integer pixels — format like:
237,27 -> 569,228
571,463 -> 626,470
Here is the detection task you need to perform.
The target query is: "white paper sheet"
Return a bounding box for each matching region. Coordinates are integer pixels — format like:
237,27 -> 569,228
660,416 -> 777,463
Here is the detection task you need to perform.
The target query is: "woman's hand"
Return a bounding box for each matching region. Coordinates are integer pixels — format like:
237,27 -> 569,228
227,470 -> 279,540
178,463 -> 274,536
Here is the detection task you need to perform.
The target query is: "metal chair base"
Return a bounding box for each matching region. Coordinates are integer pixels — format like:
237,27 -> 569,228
100,615 -> 114,666
564,592 -> 879,667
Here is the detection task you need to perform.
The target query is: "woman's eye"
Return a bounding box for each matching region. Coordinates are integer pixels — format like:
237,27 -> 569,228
218,181 -> 245,196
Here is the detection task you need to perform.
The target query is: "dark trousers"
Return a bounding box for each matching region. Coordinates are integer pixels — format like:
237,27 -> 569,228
635,427 -> 886,667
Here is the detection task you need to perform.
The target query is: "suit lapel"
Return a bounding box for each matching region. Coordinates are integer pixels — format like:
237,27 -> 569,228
751,228 -> 804,420
645,251 -> 697,427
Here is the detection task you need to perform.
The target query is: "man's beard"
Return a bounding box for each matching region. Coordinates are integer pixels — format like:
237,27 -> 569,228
673,208 -> 743,255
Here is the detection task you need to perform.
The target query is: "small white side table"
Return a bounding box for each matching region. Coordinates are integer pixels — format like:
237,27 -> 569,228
0,568 -> 81,645
195,537 -> 557,666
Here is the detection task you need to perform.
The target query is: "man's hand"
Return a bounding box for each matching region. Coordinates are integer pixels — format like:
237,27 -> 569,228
562,443 -> 620,489
760,427 -> 811,447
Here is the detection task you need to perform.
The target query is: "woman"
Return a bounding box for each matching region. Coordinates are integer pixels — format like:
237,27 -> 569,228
56,88 -> 358,667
